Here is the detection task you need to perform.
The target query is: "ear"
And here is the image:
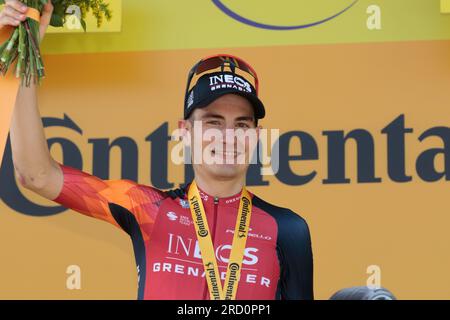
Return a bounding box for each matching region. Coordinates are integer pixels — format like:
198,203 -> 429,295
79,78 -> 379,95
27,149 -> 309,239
180,118 -> 193,131
178,119 -> 187,130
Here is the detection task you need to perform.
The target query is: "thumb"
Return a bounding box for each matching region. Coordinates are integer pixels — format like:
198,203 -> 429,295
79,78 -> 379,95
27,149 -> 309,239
39,1 -> 54,40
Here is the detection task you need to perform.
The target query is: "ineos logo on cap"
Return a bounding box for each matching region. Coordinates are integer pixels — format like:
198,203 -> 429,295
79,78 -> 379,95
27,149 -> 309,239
209,74 -> 252,93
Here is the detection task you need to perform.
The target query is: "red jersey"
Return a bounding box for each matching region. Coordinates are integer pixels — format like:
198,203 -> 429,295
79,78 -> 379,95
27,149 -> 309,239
53,163 -> 313,300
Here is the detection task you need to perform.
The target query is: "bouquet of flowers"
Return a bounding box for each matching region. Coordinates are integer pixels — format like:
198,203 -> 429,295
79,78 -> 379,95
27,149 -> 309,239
0,0 -> 112,86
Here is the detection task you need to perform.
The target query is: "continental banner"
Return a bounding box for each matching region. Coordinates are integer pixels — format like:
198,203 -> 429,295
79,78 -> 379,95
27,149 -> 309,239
0,0 -> 449,299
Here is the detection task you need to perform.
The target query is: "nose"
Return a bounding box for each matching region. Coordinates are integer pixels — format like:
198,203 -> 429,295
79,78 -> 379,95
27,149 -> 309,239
221,128 -> 247,154
223,127 -> 237,141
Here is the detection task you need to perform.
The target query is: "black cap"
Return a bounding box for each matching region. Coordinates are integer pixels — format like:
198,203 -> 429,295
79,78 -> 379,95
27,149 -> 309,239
184,71 -> 265,120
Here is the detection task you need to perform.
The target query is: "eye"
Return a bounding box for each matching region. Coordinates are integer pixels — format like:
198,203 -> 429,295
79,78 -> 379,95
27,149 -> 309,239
206,120 -> 221,126
236,122 -> 251,129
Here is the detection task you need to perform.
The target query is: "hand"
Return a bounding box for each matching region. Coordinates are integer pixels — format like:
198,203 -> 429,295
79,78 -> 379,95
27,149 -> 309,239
0,0 -> 54,41
39,0 -> 53,41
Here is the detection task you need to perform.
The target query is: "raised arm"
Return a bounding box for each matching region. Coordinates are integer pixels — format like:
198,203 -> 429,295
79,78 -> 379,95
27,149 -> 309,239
2,0 -> 61,200
3,0 -> 163,234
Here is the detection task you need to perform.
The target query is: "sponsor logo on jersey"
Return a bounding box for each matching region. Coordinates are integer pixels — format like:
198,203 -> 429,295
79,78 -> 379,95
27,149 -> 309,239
226,228 -> 272,241
179,199 -> 190,208
153,234 -> 273,289
166,211 -> 178,221
167,233 -> 259,266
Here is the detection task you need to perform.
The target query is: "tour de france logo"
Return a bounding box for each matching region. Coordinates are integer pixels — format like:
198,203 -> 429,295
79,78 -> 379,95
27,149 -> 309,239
212,0 -> 359,30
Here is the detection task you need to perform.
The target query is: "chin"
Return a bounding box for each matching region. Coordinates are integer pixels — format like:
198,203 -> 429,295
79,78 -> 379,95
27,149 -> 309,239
207,164 -> 245,180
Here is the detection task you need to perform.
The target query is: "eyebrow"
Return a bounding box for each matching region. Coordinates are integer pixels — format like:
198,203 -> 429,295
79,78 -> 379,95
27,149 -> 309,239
201,113 -> 255,122
201,113 -> 225,120
235,116 -> 255,122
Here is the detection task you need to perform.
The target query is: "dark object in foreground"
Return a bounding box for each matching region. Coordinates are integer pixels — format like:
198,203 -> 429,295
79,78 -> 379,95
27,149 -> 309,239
329,286 -> 396,300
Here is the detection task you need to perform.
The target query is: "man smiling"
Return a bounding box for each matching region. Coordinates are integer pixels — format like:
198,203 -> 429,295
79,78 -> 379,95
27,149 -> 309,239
3,0 -> 313,300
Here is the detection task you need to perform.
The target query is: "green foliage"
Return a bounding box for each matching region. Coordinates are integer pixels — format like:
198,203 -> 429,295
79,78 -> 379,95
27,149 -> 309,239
50,0 -> 112,30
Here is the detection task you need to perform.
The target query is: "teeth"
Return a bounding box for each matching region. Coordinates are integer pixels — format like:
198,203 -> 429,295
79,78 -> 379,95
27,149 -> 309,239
212,150 -> 239,156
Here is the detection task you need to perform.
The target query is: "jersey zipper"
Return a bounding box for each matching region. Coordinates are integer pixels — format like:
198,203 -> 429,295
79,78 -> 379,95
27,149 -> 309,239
212,196 -> 219,242
203,196 -> 219,300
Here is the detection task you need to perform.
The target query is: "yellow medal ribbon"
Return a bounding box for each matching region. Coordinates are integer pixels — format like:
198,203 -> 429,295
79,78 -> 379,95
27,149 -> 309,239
187,180 -> 252,300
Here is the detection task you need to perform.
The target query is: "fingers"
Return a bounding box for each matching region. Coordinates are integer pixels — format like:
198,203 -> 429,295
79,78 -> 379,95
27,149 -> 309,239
42,0 -> 54,14
39,1 -> 54,41
1,0 -> 53,39
40,1 -> 54,24
0,14 -> 21,27
4,0 -> 28,15
1,2 -> 27,28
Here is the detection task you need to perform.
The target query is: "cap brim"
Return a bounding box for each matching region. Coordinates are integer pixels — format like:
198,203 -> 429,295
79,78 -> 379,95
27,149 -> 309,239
192,89 -> 266,120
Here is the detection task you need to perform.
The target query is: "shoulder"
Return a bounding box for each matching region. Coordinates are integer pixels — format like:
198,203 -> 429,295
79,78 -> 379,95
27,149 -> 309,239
251,193 -> 311,238
103,179 -> 168,204
101,180 -> 172,224
251,194 -> 308,224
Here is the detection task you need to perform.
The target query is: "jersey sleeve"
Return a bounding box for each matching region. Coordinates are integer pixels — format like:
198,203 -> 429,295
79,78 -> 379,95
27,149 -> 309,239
52,162 -> 165,235
278,212 -> 314,300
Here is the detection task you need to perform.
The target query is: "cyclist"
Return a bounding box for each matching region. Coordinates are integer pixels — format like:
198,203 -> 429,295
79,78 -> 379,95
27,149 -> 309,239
2,0 -> 313,300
